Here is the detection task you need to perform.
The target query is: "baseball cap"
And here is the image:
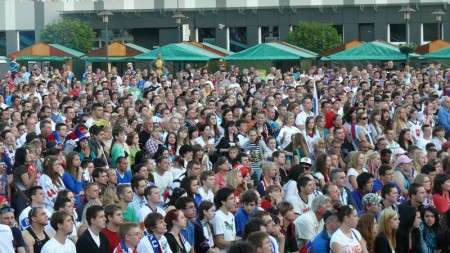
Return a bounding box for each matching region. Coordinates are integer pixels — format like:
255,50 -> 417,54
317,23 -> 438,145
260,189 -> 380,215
396,155 -> 412,165
362,193 -> 382,206
233,164 -> 252,177
392,147 -> 407,156
300,157 -> 312,165
331,97 -> 341,104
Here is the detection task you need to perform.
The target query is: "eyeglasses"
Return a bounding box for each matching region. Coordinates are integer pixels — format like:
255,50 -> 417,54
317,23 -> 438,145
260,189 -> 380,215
128,232 -> 141,237
0,207 -> 13,214
361,117 -> 368,120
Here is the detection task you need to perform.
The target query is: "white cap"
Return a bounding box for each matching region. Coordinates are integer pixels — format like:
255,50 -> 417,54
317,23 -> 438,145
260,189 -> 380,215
300,157 -> 312,165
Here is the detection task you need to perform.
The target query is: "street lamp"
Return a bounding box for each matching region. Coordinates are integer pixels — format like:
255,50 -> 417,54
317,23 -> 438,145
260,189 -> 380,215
172,12 -> 186,43
98,10 -> 113,72
399,6 -> 415,44
432,9 -> 446,39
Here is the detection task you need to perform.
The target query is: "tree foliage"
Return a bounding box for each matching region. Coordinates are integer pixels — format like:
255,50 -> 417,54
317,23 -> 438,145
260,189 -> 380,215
285,22 -> 342,54
40,18 -> 96,53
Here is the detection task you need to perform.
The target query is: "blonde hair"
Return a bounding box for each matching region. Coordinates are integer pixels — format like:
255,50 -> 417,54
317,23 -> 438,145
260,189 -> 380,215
260,161 -> 275,176
102,186 -> 117,206
412,151 -> 426,175
378,209 -> 398,250
226,169 -> 241,189
347,151 -> 365,170
413,173 -> 429,185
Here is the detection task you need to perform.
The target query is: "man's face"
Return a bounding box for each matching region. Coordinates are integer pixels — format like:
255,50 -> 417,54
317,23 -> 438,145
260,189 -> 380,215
96,172 -> 108,185
117,159 -> 129,172
34,208 -> 49,226
327,185 -> 341,203
60,215 -> 75,235
121,186 -> 134,203
387,187 -> 399,204
243,201 -> 257,215
135,180 -> 147,196
381,169 -> 394,183
158,159 -> 170,171
182,201 -> 197,220
413,186 -> 426,204
302,180 -> 315,195
110,210 -> 124,226
107,170 -> 117,184
333,172 -> 346,188
92,210 -> 106,229
87,185 -> 100,199
0,211 -> 15,227
34,189 -> 46,205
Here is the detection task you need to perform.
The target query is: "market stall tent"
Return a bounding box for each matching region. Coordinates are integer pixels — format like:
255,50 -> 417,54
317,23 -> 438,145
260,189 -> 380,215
415,39 -> 450,55
320,40 -> 420,68
222,42 -> 317,71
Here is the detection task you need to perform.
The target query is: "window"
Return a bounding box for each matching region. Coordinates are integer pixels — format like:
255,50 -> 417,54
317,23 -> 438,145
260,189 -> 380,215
261,26 -> 279,42
422,23 -> 438,43
333,25 -> 344,42
229,27 -> 247,52
198,28 -> 216,44
0,32 -> 6,56
19,31 -> 35,50
388,24 -> 406,43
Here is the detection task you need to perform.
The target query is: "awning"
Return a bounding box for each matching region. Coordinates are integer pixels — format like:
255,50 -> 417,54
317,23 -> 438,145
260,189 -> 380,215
223,42 -> 317,61
135,43 -> 223,61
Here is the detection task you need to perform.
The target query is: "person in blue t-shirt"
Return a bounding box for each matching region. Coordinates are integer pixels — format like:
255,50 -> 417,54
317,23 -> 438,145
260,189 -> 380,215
235,190 -> 259,237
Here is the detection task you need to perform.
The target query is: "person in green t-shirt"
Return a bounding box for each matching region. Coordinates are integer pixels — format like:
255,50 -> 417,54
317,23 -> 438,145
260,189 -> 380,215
117,184 -> 139,224
128,76 -> 142,102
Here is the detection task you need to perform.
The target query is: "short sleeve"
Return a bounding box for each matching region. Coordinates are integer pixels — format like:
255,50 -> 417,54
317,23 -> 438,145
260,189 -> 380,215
211,216 -> 225,236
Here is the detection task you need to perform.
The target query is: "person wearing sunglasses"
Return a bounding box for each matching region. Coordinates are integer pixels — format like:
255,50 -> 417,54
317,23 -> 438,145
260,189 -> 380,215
0,206 -> 26,253
353,112 -> 375,150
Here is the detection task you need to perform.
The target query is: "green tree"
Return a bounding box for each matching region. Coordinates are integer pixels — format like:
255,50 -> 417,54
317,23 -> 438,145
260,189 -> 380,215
40,18 -> 96,53
285,22 -> 342,54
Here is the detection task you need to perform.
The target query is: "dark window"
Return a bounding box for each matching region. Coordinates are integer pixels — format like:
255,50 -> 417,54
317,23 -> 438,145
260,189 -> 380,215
0,32 -> 6,56
261,26 -> 279,42
19,31 -> 35,50
198,28 -> 216,44
389,24 -> 406,42
423,23 -> 438,42
229,27 -> 247,52
333,25 -> 344,42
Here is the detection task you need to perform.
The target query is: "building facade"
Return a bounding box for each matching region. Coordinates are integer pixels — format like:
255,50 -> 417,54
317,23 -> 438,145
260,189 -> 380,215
1,0 -> 450,55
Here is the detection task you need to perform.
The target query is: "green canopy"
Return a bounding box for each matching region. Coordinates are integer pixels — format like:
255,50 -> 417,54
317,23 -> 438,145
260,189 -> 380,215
49,44 -> 84,58
201,42 -> 234,55
321,41 -> 420,61
135,43 -> 223,61
16,56 -> 69,61
82,56 -> 136,62
223,42 -> 317,61
420,46 -> 450,59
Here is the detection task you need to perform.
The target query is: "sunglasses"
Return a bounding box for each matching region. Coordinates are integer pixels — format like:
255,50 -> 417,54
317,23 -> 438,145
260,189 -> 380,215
361,117 -> 368,120
0,207 -> 13,214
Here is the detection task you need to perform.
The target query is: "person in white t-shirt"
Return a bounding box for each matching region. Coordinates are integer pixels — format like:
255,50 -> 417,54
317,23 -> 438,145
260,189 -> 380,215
137,212 -> 172,253
211,187 -> 237,253
19,186 -> 52,231
137,186 -> 166,226
330,204 -> 369,253
152,156 -> 174,202
284,176 -> 316,215
198,171 -> 215,202
0,223 -> 15,253
41,210 -> 76,253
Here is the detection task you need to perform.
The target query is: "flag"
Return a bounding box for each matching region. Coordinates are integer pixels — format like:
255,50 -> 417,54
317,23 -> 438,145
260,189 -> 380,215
46,131 -> 61,145
66,126 -> 87,142
312,79 -> 319,115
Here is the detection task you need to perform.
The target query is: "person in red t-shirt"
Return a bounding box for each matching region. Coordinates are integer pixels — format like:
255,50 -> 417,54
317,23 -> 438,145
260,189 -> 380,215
432,173 -> 450,214
102,204 -> 123,253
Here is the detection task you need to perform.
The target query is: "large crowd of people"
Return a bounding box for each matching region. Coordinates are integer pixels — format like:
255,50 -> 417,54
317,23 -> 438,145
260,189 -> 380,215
0,56 -> 449,253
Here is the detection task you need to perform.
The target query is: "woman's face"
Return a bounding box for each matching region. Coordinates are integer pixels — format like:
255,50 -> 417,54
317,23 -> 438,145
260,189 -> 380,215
153,128 -> 162,138
307,119 -> 315,129
228,125 -> 236,134
224,111 -> 233,122
236,172 -> 244,185
72,155 -> 81,168
190,180 -> 199,194
383,112 -> 390,120
334,116 -> 342,126
204,206 -> 216,221
167,134 -> 176,144
358,154 -> 366,166
374,113 -> 381,122
179,130 -> 188,139
256,114 -> 265,125
244,113 -> 252,123
418,154 -> 427,166
326,156 -> 332,169
422,176 -> 432,191
248,130 -> 257,142
371,155 -> 381,167
267,165 -> 278,178
203,126 -> 211,137
443,179 -> 450,192
404,131 -> 412,140
53,160 -> 62,172
209,116 -> 217,125
413,211 -> 421,228
67,192 -> 75,204
346,209 -> 359,228
424,210 -> 436,228
389,214 -> 400,230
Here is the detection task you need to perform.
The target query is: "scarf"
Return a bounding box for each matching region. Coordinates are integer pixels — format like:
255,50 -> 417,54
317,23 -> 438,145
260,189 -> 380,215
147,234 -> 162,253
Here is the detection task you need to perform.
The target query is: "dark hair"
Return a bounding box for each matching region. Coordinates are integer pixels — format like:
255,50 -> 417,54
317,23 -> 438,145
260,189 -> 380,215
422,206 -> 440,232
381,183 -> 397,200
28,186 -> 43,202
408,183 -> 425,198
197,201 -> 215,221
131,175 -> 146,193
143,185 -> 158,200
175,196 -> 195,210
242,217 -> 266,240
421,164 -> 437,175
333,203 -> 356,223
297,176 -> 312,192
227,241 -> 256,253
214,187 -> 235,208
247,231 -> 269,248
50,210 -> 71,231
164,209 -> 181,231
356,172 -> 374,190
432,173 -> 450,195
54,197 -> 71,211
378,164 -> 393,177
14,146 -> 28,167
86,205 -> 104,226
144,212 -> 164,234
239,190 -> 259,204
92,168 -> 106,181
180,176 -> 199,199
104,204 -> 122,222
